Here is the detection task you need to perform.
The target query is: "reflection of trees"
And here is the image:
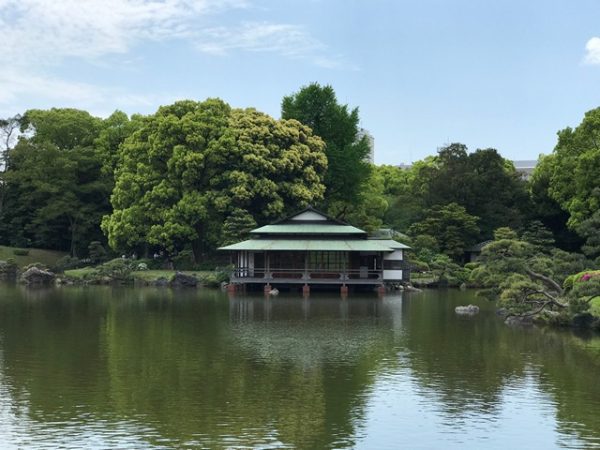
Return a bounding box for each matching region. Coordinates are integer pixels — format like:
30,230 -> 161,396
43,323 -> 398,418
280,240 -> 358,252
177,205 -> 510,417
0,287 -> 399,449
1,286 -> 600,447
400,290 -> 600,444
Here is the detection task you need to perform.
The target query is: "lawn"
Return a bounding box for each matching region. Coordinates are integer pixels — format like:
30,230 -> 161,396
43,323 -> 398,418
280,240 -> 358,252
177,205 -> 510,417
64,268 -> 213,282
0,245 -> 67,268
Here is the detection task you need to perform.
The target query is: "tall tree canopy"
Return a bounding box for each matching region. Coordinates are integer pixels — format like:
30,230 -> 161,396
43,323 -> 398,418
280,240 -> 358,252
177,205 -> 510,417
0,109 -> 114,255
408,202 -> 480,261
539,107 -> 600,228
281,83 -> 371,216
102,99 -> 327,260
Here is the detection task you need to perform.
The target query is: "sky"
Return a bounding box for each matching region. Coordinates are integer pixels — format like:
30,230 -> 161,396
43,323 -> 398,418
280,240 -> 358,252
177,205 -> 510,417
1,0 -> 600,164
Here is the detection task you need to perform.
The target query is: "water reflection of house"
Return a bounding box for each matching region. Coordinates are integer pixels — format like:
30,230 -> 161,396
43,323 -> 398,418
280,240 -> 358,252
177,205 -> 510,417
219,207 -> 410,294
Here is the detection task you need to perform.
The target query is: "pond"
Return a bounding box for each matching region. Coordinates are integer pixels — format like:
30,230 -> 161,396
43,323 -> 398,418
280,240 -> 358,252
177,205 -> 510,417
0,284 -> 599,449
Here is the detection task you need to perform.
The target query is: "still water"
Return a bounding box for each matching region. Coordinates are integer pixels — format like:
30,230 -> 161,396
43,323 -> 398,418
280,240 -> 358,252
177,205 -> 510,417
0,285 -> 599,449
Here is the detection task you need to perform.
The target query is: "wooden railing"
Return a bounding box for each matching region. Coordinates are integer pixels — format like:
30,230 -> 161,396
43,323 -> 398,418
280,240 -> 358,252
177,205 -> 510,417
231,267 -> 383,281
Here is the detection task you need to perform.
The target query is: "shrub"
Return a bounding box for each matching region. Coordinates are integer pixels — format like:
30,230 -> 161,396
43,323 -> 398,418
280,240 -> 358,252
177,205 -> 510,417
135,258 -> 162,270
23,262 -> 49,271
12,249 -> 29,256
88,241 -> 108,264
172,250 -> 195,270
136,262 -> 148,271
54,255 -> 84,273
94,258 -> 134,282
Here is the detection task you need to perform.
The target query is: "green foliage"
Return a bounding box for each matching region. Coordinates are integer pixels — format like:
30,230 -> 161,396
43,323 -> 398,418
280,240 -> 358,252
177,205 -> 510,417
521,220 -> 555,253
54,255 -> 84,272
94,258 -> 133,282
408,203 -> 479,261
12,248 -> 29,256
494,227 -> 518,241
103,99 -> 327,261
576,201 -> 600,260
221,209 -> 257,246
0,108 -> 115,255
429,254 -> 471,286
329,165 -> 388,232
282,83 -> 371,215
543,108 -> 600,228
88,241 -> 108,264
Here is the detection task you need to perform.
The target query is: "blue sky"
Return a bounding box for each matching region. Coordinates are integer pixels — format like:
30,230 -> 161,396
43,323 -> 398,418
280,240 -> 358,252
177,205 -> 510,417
1,0 -> 599,164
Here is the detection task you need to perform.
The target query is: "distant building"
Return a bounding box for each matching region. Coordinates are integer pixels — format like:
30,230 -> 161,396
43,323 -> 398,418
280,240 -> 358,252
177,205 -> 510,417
357,128 -> 375,163
511,160 -> 538,179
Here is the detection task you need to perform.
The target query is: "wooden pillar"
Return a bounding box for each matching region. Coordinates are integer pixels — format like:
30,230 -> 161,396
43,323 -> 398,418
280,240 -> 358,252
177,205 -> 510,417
265,251 -> 270,279
226,283 -> 237,293
377,284 -> 386,296
304,251 -> 308,280
340,285 -> 348,296
302,284 -> 310,296
264,283 -> 272,294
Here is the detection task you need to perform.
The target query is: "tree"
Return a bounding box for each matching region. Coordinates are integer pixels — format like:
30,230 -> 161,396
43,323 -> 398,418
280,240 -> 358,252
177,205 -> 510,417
0,115 -> 22,215
221,209 -> 257,246
408,203 -> 480,261
577,207 -> 600,263
521,220 -> 555,253
281,83 -> 371,216
333,165 -> 388,232
102,99 -> 327,261
528,154 -> 582,251
545,107 -> 600,228
422,144 -> 529,238
0,109 -> 111,255
471,234 -> 597,322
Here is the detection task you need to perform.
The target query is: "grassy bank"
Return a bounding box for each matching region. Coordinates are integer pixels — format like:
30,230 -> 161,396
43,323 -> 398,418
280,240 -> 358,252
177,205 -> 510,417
64,268 -> 214,283
0,245 -> 67,268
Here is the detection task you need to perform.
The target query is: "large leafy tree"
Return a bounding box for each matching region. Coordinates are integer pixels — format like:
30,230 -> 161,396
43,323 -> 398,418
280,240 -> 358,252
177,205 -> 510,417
408,202 -> 480,261
528,154 -> 582,251
422,144 -> 529,238
545,107 -> 600,228
102,99 -> 327,261
0,109 -> 112,255
281,83 -> 371,216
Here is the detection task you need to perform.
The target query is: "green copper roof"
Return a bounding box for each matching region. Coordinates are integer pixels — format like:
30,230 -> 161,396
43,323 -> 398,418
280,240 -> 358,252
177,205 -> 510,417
219,239 -> 396,252
251,224 -> 366,235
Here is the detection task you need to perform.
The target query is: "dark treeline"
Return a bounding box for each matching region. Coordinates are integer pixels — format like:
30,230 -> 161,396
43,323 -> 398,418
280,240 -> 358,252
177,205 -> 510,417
0,84 -> 599,271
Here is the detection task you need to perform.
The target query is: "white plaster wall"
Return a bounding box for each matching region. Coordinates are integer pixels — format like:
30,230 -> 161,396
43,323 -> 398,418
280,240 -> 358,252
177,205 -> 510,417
383,250 -> 403,260
383,269 -> 403,281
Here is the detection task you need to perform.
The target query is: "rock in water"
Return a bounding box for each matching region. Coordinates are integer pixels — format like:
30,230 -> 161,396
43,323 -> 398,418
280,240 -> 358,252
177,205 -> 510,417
170,272 -> 198,288
20,267 -> 56,285
455,304 -> 480,315
269,288 -> 280,296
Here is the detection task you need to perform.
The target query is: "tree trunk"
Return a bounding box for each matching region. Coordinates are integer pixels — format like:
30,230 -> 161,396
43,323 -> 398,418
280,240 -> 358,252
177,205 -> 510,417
69,217 -> 77,257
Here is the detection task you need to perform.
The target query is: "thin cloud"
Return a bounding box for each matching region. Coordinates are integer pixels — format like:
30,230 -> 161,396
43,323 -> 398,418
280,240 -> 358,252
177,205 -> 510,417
195,21 -> 354,69
584,37 -> 600,65
0,0 -> 350,114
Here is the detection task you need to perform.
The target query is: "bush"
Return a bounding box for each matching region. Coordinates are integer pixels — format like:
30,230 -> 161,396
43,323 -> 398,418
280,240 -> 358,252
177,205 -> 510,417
54,255 -> 85,273
0,258 -> 18,275
88,241 -> 108,264
200,267 -> 231,288
172,250 -> 195,270
12,248 -> 30,256
23,262 -> 49,271
135,258 -> 162,270
136,262 -> 148,271
94,258 -> 134,282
